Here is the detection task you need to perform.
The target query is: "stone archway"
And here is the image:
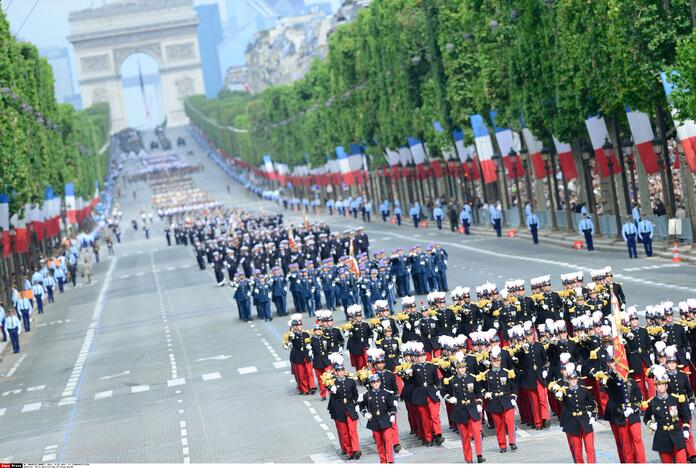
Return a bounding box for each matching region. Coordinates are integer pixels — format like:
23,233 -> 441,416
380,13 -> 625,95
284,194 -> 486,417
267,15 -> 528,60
68,0 -> 205,132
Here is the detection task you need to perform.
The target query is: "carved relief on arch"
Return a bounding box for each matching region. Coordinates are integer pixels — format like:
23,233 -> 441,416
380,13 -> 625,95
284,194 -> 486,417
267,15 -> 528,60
80,54 -> 111,74
92,88 -> 108,103
113,43 -> 162,70
174,76 -> 195,100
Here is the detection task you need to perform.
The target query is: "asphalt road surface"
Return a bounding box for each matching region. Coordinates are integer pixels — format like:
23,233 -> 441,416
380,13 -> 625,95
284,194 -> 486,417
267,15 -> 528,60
0,127 -> 694,464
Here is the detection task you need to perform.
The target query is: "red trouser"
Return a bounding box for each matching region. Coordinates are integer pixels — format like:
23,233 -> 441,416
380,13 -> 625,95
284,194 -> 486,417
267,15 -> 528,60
314,366 -> 331,398
372,427 -> 395,463
660,448 -> 687,463
349,352 -> 367,371
416,398 -> 442,442
683,422 -> 696,457
610,421 -> 646,463
635,363 -> 655,400
457,419 -> 483,462
518,388 -> 532,425
567,430 -> 596,463
405,401 -> 421,437
391,418 -> 400,445
491,409 -> 516,448
291,361 -> 315,393
548,388 -> 561,417
335,414 -> 360,456
528,381 -> 550,428
445,401 -> 455,428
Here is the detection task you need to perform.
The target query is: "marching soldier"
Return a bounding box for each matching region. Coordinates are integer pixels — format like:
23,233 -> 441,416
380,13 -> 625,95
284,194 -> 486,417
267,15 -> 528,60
405,342 -> 444,446
284,314 -> 317,395
603,371 -> 647,463
443,354 -> 486,463
232,272 -> 252,322
310,319 -> 333,400
370,348 -> 402,454
624,306 -> 654,399
664,345 -> 696,462
519,322 -> 551,430
358,373 -> 398,463
643,365 -> 690,463
345,304 -> 372,370
326,353 -> 362,460
554,363 -> 597,463
481,345 -> 518,453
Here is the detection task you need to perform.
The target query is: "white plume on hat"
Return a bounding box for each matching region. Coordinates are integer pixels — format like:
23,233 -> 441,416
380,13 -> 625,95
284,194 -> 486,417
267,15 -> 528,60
490,345 -> 502,359
500,288 -> 509,299
347,304 -> 362,315
560,352 -> 572,364
601,325 -> 612,337
688,298 -> 696,309
381,320 -> 392,330
402,296 -> 415,306
374,299 -> 389,309
328,352 -> 344,366
654,341 -> 666,354
679,301 -> 689,313
665,345 -> 678,359
366,348 -> 385,360
455,334 -> 468,347
565,362 -> 576,375
592,311 -> 603,324
652,365 -> 668,382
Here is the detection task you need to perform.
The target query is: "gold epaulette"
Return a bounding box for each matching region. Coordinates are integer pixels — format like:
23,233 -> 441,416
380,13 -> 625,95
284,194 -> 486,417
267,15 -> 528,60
594,370 -> 609,380
476,299 -> 491,308
491,309 -> 500,317
505,368 -> 516,379
321,371 -> 335,388
368,318 -> 380,327
672,393 -> 687,403
356,368 -> 371,382
646,326 -> 664,335
530,293 -> 545,302
393,313 -> 409,322
282,332 -> 291,344
375,338 -> 383,345
339,323 -> 353,331
443,377 -> 452,385
427,309 -> 438,317
589,348 -> 598,360
476,370 -> 488,382
304,337 -> 312,343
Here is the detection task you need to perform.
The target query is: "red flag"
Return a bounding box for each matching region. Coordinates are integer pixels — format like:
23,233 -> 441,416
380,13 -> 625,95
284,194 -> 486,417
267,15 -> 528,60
611,290 -> 630,381
347,239 -> 360,278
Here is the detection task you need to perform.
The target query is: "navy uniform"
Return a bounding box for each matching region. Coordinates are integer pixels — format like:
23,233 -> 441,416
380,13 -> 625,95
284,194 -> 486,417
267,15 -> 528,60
481,354 -> 518,452
526,212 -> 540,244
443,360 -> 485,463
578,214 -> 594,251
621,216 -> 638,259
326,355 -> 361,460
359,374 -> 398,463
252,276 -> 272,321
556,369 -> 597,463
643,366 -> 690,463
285,315 -> 316,395
310,324 -> 332,400
232,273 -> 252,321
638,214 -> 654,257
406,350 -> 443,446
270,267 -> 287,316
603,376 -> 647,463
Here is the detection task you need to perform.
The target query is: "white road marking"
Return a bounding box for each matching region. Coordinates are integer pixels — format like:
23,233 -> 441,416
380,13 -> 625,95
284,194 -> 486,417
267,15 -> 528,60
21,402 -> 41,412
0,408 -> 6,416
131,385 -> 150,393
202,372 -> 221,381
313,415 -> 322,422
6,354 -> 28,378
58,397 -> 76,406
27,385 -> 45,392
135,272 -> 145,277
119,274 -> 131,279
196,354 -> 232,362
98,370 -> 130,380
273,361 -> 290,369
168,378 -> 186,387
319,423 -> 329,431
94,390 -> 113,400
237,366 -> 257,375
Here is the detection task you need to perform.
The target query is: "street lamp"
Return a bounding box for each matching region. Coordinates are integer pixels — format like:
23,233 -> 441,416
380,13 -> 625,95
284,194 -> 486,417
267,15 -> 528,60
622,137 -> 638,205
509,149 -> 525,227
581,143 -> 602,235
541,145 -> 559,230
520,147 -> 534,212
603,137 -> 623,239
652,136 -> 673,217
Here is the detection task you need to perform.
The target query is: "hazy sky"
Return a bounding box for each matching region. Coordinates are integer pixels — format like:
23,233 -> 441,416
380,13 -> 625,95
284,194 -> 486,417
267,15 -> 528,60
4,0 -> 225,128
4,0 -> 226,50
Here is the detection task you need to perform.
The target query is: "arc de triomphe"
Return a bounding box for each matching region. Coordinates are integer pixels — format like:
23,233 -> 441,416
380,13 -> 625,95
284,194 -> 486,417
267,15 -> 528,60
69,0 -> 205,132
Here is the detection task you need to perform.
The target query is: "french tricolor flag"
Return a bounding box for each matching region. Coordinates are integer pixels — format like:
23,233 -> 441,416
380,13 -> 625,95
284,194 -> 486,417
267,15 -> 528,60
335,146 -> 362,186
65,182 -> 77,224
385,149 -> 401,167
470,114 -> 497,184
0,194 -> 9,257
408,137 -> 429,180
520,120 -> 546,180
91,180 -> 100,207
10,212 -> 28,254
263,155 -> 276,180
661,71 -> 696,172
624,107 -> 660,174
552,137 -> 578,181
490,111 -> 524,179
585,115 -> 621,177
453,130 -> 480,180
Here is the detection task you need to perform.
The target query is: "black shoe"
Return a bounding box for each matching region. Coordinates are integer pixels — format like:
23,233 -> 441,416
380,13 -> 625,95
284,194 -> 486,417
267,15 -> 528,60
394,444 -> 401,453
309,388 -> 317,395
499,447 -> 507,453
320,396 -> 326,401
434,434 -> 443,446
353,450 -> 362,460
510,444 -> 517,451
543,420 -> 551,428
477,455 -> 486,463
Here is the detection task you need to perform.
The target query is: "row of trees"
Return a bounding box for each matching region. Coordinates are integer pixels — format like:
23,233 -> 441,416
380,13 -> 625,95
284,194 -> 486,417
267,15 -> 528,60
0,9 -> 110,217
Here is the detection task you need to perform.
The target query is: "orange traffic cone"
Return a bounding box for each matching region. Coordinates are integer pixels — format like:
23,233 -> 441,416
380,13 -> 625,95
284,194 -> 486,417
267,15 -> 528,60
573,240 -> 584,250
506,229 -> 517,238
672,242 -> 682,263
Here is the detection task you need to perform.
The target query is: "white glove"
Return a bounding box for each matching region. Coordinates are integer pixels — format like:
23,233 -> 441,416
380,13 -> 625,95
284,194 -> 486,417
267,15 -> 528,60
448,397 -> 457,404
555,391 -> 563,399
364,412 -> 372,420
685,430 -> 691,439
650,353 -> 655,364
484,392 -> 492,399
626,332 -> 634,339
542,370 -> 548,379
405,368 -> 413,375
283,343 -> 289,350
589,417 -> 595,425
511,398 -> 518,408
436,390 -> 442,399
624,408 -> 634,417
330,385 -> 337,394
389,415 -> 395,423
493,321 -> 499,329
688,352 -> 692,361
648,421 -> 658,431
690,402 -> 695,412
477,404 -> 483,413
